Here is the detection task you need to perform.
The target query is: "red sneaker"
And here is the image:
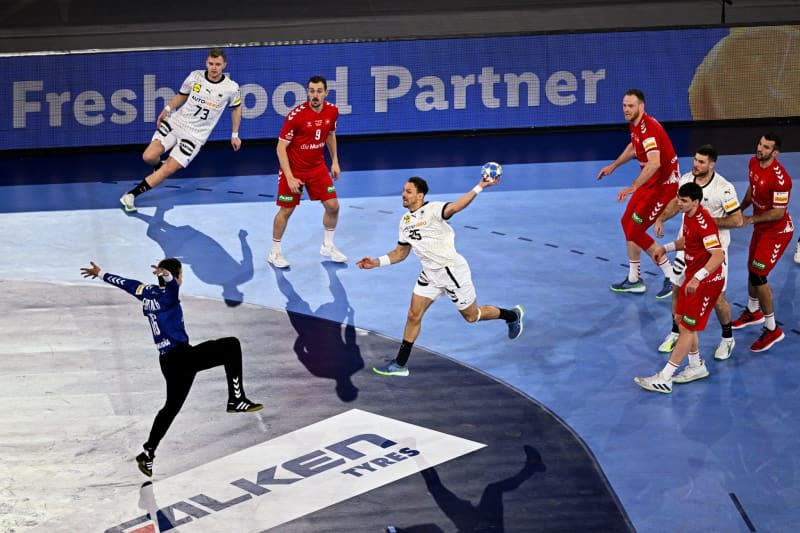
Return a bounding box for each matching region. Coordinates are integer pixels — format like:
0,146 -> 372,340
731,309 -> 765,329
750,327 -> 785,352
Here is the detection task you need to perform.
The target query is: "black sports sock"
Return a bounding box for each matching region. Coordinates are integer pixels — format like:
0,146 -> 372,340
152,160 -> 163,172
499,308 -> 517,322
721,322 -> 733,338
396,340 -> 414,367
127,179 -> 152,197
672,320 -> 679,334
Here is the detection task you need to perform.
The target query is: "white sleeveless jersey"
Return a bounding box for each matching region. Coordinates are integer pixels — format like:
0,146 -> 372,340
172,70 -> 241,141
398,201 -> 464,271
679,171 -> 740,249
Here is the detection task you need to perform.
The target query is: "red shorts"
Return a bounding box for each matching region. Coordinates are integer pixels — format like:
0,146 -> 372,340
676,269 -> 724,332
620,181 -> 678,250
276,167 -> 337,207
748,227 -> 794,276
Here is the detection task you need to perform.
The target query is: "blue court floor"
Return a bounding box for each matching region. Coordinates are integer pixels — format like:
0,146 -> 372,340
1,148 -> 799,532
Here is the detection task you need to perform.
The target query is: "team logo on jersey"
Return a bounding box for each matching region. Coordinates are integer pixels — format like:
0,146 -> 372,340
403,214 -> 412,224
631,212 -> 643,224
751,259 -> 766,271
135,284 -> 145,296
773,191 -> 789,206
192,83 -> 202,93
702,234 -> 720,249
315,120 -> 323,126
774,164 -> 785,186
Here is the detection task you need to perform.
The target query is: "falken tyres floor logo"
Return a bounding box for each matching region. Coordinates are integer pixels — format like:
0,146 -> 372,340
105,409 -> 485,533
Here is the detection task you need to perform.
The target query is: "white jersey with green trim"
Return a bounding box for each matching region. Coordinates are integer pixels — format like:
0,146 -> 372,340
679,171 -> 740,249
172,70 -> 241,141
398,201 -> 464,271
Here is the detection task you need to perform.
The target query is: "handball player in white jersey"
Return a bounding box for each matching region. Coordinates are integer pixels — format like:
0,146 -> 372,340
654,144 -> 742,366
120,48 -> 242,212
357,174 -> 524,377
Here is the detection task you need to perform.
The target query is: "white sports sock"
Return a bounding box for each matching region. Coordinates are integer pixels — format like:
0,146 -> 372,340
764,313 -> 776,330
628,260 -> 641,283
688,351 -> 702,367
324,227 -> 335,247
747,296 -> 760,313
271,239 -> 282,254
660,361 -> 679,380
658,257 -> 673,278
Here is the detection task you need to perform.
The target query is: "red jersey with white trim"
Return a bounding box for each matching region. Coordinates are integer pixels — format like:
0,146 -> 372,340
629,113 -> 679,190
748,156 -> 793,234
682,205 -> 723,280
279,101 -> 338,174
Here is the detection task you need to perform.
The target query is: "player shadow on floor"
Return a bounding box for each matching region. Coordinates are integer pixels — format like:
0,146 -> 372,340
272,262 -> 365,401
395,445 -> 546,533
129,204 -> 253,306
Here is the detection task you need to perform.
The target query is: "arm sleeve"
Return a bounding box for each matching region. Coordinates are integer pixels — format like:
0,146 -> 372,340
102,273 -> 146,300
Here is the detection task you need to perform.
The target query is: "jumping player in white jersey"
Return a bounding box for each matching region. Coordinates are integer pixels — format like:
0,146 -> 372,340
654,145 -> 742,367
357,174 -> 525,377
120,48 -> 242,213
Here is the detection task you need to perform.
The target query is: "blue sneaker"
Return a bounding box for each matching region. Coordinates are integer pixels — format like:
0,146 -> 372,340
610,277 -> 646,294
655,277 -> 673,300
508,304 -> 525,340
373,360 -> 409,377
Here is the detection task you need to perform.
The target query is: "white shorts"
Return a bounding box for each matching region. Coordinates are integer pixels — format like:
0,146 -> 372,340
151,119 -> 203,168
412,261 -> 476,311
674,249 -> 729,292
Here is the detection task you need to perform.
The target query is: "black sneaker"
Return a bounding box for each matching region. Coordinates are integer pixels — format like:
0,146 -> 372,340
227,398 -> 263,413
136,450 -> 155,477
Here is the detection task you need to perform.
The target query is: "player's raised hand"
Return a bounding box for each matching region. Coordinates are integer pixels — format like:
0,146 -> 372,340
80,261 -> 102,279
356,257 -> 378,269
151,264 -> 171,279
479,176 -> 500,189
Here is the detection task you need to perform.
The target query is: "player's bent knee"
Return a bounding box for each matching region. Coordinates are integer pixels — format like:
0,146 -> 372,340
749,271 -> 769,286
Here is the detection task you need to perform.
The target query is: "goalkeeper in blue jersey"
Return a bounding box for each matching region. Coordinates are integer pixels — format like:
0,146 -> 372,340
80,258 -> 262,477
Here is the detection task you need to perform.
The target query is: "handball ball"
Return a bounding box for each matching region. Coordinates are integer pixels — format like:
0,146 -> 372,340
481,161 -> 503,182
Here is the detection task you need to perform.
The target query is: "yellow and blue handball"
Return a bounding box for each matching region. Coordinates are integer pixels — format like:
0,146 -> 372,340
481,161 -> 503,183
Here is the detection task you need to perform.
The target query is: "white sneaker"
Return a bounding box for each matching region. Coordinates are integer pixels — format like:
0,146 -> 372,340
119,193 -> 137,213
714,337 -> 735,360
320,244 -> 347,263
672,363 -> 709,384
268,250 -> 290,268
657,332 -> 679,353
634,372 -> 672,394
794,241 -> 800,264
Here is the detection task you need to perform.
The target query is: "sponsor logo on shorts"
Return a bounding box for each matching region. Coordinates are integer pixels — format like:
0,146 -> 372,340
751,259 -> 766,271
632,212 -> 643,224
278,194 -> 294,203
327,186 -> 336,193
682,315 -> 697,326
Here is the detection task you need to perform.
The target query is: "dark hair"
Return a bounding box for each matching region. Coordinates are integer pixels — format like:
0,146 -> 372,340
308,75 -> 328,90
208,48 -> 226,61
624,88 -> 645,103
157,258 -> 182,287
763,132 -> 782,151
696,144 -> 718,162
678,182 -> 703,202
407,176 -> 429,195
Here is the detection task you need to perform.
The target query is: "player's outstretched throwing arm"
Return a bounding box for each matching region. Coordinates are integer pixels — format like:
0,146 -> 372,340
80,261 -> 178,304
